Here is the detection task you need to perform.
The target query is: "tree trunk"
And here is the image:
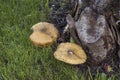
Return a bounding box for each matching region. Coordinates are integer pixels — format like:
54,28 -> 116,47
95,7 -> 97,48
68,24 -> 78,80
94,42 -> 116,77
49,0 -> 120,66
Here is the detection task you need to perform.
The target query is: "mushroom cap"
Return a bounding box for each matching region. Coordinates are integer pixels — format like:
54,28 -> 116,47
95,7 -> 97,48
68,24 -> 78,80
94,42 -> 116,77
31,22 -> 59,41
54,43 -> 87,65
30,22 -> 59,47
30,32 -> 53,47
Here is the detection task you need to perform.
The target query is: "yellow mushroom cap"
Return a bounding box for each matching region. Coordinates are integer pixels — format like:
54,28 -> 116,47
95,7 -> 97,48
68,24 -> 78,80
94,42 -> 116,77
31,22 -> 58,41
30,32 -> 53,47
30,22 -> 59,47
54,43 -> 87,65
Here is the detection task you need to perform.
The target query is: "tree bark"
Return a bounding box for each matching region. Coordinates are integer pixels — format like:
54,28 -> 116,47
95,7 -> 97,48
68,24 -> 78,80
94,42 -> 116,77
66,0 -> 120,66
49,0 -> 120,66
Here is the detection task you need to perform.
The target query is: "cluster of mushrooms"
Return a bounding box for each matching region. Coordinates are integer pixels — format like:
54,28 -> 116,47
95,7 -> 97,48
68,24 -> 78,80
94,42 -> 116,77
30,22 -> 87,65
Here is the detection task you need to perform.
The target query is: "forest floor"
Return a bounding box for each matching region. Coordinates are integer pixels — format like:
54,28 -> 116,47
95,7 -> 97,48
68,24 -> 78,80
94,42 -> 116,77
0,0 -> 119,80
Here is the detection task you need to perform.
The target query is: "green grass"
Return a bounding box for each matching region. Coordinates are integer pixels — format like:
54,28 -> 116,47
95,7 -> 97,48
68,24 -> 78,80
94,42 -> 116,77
0,0 -> 119,80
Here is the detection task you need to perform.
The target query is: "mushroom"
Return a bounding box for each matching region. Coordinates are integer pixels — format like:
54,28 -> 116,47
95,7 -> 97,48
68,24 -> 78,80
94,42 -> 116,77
30,22 -> 59,47
54,43 -> 87,65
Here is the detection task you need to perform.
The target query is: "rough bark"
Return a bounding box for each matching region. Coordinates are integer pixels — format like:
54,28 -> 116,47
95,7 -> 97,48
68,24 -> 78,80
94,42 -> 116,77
49,0 -> 120,66
66,0 -> 120,66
